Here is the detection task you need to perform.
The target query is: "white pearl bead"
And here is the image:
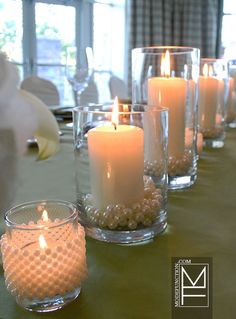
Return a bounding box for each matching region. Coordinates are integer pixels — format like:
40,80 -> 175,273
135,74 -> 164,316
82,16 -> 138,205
128,220 -> 137,230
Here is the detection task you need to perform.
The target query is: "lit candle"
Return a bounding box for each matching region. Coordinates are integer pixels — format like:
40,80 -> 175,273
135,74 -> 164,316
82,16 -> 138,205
148,50 -> 186,158
87,97 -> 144,209
226,77 -> 236,123
198,64 -> 220,130
1,206 -> 87,302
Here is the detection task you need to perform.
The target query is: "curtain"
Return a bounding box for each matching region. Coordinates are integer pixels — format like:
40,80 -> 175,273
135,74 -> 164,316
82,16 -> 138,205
127,0 -> 223,95
128,0 -> 223,57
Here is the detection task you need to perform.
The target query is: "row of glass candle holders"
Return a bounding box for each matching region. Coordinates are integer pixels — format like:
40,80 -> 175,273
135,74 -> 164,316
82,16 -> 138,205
1,46 -> 236,312
73,47 -> 236,244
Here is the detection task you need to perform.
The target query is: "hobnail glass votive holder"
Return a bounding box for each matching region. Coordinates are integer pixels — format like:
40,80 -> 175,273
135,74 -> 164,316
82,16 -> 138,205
132,46 -> 200,189
198,58 -> 228,148
0,200 -> 87,312
73,103 -> 168,244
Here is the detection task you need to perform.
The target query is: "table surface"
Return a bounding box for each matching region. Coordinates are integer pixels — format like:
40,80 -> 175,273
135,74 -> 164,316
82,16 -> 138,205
0,126 -> 236,319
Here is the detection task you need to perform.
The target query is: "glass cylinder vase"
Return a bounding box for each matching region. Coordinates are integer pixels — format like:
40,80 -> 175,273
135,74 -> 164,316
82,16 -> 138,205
225,60 -> 236,128
132,46 -> 200,190
73,103 -> 168,244
198,58 -> 228,148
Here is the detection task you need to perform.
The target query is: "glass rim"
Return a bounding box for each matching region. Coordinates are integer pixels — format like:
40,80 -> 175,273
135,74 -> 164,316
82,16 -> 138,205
201,57 -> 228,63
73,105 -> 169,115
132,46 -> 200,55
4,199 -> 78,231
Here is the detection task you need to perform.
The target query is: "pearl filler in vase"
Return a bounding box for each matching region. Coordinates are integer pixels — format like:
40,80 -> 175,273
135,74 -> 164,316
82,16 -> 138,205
73,99 -> 168,244
0,200 -> 87,312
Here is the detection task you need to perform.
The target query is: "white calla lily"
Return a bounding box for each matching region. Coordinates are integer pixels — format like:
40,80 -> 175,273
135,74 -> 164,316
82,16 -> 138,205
19,89 -> 60,160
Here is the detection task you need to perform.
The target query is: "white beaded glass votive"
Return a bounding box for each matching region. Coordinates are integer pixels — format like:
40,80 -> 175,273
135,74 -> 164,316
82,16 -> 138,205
132,46 -> 200,190
73,104 -> 168,244
0,200 -> 87,312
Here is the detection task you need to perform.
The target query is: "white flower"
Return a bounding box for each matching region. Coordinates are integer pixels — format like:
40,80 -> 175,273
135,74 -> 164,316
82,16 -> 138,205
0,52 -> 60,160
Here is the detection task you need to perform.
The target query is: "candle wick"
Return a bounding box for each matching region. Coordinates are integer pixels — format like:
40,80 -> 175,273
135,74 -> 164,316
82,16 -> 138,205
112,122 -> 117,130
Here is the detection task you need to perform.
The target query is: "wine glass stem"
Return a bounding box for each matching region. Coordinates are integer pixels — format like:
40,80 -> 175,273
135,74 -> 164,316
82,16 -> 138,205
73,90 -> 81,107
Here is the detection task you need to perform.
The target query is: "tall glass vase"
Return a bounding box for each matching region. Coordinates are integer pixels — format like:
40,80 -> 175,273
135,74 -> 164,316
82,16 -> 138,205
198,58 -> 228,148
132,46 -> 200,190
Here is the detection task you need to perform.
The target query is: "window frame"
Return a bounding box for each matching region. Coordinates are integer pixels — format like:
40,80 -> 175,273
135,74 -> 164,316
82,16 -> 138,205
1,0 -> 127,103
22,0 -> 93,78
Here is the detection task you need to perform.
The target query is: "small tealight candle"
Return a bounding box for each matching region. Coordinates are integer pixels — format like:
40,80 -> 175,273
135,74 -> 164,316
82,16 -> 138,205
0,200 -> 87,312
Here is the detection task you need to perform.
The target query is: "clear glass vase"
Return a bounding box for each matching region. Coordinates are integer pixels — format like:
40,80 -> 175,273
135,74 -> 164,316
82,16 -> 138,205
225,60 -> 236,128
73,103 -> 168,244
132,46 -> 200,190
198,58 -> 228,148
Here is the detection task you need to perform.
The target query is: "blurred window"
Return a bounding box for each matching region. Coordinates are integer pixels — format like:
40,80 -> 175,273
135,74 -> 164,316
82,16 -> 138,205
0,0 -> 23,77
222,0 -> 236,62
93,0 -> 125,102
0,0 -> 126,104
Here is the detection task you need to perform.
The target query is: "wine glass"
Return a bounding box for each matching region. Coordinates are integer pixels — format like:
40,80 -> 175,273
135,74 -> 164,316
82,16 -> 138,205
66,46 -> 94,106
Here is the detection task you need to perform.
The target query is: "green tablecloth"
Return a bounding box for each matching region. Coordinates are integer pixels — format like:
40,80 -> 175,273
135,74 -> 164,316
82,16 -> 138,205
0,128 -> 236,319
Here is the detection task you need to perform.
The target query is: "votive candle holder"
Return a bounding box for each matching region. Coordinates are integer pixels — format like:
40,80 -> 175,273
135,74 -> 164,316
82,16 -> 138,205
0,200 -> 87,312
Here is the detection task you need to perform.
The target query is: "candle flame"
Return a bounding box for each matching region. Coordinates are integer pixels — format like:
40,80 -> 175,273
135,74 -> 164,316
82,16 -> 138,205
203,64 -> 208,77
209,65 -> 213,77
158,91 -> 162,106
161,50 -> 170,77
107,163 -> 112,180
39,234 -> 48,249
112,96 -> 119,130
123,104 -> 129,112
203,64 -> 213,77
41,210 -> 49,222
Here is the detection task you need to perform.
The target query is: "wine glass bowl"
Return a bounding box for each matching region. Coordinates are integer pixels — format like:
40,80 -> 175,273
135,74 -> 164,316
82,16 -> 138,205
67,68 -> 90,93
66,46 -> 94,106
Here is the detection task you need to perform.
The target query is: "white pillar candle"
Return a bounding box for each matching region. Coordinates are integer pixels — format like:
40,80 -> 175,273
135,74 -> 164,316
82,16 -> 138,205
88,125 -> 144,209
198,77 -> 220,129
148,77 -> 186,158
198,64 -> 222,130
226,77 -> 236,122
